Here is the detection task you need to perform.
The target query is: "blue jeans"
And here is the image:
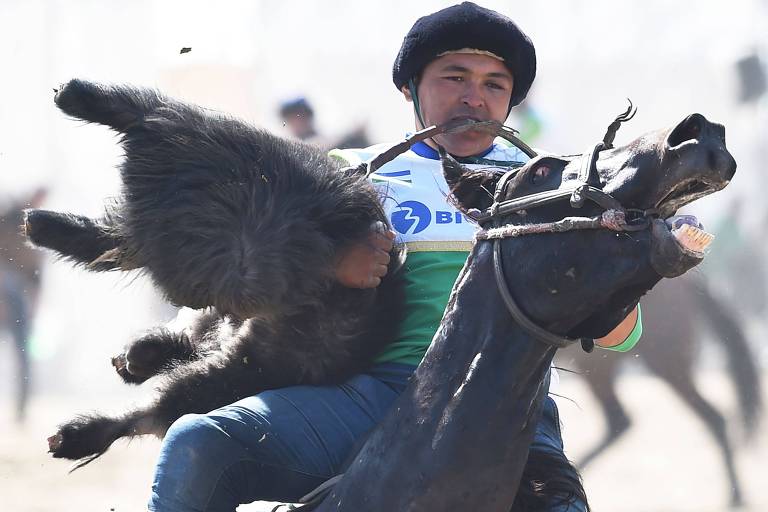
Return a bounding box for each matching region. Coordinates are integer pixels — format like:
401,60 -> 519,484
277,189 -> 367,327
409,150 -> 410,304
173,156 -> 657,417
148,363 -> 584,511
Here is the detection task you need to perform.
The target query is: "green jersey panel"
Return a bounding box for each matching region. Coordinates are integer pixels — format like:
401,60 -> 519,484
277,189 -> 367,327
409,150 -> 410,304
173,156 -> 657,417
375,250 -> 469,365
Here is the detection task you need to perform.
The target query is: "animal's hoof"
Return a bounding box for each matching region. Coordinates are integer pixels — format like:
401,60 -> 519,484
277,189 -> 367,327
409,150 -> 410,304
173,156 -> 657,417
47,425 -> 83,459
111,353 -> 127,372
53,83 -> 66,101
114,330 -> 192,384
111,352 -> 147,384
47,433 -> 63,452
47,425 -> 87,460
46,415 -> 123,465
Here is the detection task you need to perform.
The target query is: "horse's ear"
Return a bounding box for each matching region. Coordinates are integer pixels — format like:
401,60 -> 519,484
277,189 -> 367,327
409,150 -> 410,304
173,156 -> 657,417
439,147 -> 467,189
439,148 -> 500,212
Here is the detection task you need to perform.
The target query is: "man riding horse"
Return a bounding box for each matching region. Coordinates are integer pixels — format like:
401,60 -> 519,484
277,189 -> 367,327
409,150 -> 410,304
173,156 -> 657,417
148,3 -> 640,510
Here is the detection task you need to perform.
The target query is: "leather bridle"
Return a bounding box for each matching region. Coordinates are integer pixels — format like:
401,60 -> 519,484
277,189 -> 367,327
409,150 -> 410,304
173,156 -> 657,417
360,101 -> 657,352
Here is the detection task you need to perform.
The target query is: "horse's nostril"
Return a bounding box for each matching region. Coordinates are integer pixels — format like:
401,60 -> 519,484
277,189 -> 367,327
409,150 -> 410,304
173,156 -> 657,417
668,113 -> 706,147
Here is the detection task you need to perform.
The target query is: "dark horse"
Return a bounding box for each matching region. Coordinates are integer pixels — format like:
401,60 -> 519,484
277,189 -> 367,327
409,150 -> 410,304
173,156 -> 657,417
557,272 -> 762,507
26,79 -> 735,510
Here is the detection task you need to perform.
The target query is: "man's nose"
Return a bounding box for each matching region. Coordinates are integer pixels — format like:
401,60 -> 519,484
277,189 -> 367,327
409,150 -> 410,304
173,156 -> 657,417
460,82 -> 484,108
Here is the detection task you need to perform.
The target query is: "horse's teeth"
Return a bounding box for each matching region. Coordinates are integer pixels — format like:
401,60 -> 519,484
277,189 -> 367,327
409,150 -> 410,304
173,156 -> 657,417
671,223 -> 714,254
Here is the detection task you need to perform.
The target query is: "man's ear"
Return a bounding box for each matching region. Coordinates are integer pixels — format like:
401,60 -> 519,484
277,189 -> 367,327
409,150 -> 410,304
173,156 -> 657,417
439,148 -> 500,212
401,86 -> 413,102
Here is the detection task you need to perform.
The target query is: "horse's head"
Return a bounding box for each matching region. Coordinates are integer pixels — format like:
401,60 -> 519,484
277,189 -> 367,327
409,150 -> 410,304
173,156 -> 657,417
444,113 -> 735,341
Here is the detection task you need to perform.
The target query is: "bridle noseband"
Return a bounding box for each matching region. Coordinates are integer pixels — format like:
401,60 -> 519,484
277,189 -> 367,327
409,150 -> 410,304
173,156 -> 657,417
360,102 -> 655,353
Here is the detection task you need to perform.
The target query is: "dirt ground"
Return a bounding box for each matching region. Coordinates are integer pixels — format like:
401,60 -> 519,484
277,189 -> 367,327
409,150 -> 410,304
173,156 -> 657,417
1,370 -> 765,512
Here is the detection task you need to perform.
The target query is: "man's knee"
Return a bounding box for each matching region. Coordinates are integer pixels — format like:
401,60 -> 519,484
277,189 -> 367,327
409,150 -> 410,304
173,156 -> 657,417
161,413 -> 233,467
151,414 -> 242,511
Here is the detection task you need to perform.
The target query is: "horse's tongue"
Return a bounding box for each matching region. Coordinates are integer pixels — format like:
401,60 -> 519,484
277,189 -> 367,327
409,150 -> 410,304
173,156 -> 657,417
666,215 -> 714,254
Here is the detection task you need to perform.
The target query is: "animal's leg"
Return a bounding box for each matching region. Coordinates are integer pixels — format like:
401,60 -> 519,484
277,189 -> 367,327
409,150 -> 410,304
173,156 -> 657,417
650,362 -> 744,507
47,412 -> 144,468
112,328 -> 196,384
24,209 -> 123,271
113,308 -> 225,383
54,78 -> 163,132
577,357 -> 630,469
691,278 -> 762,434
48,345 -> 289,467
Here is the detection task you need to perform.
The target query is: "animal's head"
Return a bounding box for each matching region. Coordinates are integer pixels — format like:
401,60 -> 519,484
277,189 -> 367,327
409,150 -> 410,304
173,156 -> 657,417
444,113 -> 736,340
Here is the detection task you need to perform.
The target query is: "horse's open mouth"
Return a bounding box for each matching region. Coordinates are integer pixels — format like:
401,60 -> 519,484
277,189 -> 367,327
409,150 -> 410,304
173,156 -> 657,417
654,178 -> 720,257
663,215 -> 714,258
656,179 -> 717,217
670,222 -> 713,257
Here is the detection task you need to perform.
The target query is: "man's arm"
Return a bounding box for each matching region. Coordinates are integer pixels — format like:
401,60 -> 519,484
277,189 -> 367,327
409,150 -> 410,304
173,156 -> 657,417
594,305 -> 642,352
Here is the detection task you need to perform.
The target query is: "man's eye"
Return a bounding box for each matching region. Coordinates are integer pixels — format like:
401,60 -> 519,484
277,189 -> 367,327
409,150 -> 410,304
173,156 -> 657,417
486,82 -> 506,91
444,76 -> 464,82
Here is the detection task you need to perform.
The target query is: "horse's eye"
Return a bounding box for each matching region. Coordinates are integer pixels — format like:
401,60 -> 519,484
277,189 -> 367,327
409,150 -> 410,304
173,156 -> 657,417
531,165 -> 551,185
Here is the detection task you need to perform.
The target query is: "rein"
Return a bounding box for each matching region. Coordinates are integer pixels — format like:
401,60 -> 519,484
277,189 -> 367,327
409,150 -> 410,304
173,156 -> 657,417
358,101 -> 653,353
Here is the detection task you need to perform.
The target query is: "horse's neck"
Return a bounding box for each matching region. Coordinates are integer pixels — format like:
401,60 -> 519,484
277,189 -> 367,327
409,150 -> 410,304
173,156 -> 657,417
411,245 -> 555,421
316,244 -> 556,512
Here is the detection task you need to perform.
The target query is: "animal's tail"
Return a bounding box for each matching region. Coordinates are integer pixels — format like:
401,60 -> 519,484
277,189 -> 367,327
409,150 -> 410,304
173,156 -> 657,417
690,277 -> 763,438
54,78 -> 164,133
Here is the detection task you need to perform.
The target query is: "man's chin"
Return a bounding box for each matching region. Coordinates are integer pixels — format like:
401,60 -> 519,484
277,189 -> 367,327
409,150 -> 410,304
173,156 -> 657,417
434,132 -> 495,158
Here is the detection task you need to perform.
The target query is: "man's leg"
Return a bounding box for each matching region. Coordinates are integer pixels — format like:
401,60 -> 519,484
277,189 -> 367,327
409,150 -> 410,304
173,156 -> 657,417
148,363 -> 413,512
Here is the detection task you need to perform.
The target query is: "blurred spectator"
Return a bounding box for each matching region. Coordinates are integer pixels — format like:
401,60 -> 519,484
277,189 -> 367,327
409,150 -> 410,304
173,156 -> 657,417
278,96 -> 370,151
0,187 -> 47,422
278,96 -> 324,144
735,51 -> 766,104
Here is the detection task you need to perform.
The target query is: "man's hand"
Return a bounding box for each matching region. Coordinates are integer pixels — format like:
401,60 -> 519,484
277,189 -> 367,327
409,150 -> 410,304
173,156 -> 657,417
335,222 -> 396,289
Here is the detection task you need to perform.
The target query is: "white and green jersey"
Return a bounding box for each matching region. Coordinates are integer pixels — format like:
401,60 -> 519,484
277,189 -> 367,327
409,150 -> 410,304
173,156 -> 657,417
331,140 -> 529,365
331,138 -> 642,366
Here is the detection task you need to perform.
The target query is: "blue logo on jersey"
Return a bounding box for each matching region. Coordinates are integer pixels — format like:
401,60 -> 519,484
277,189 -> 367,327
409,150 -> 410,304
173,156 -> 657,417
391,201 -> 431,234
390,201 -> 465,234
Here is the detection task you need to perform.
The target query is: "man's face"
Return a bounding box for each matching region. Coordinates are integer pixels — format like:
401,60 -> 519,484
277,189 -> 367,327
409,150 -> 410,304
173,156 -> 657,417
282,112 -> 315,140
405,53 -> 514,157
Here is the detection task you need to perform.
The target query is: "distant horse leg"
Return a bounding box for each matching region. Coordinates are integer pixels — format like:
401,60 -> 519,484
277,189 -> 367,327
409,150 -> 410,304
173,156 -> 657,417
578,357 -> 630,468
654,368 -> 743,507
2,273 -> 31,422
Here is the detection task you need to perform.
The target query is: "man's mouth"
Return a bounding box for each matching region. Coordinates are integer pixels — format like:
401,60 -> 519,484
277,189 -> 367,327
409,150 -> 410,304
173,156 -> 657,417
449,115 -> 487,125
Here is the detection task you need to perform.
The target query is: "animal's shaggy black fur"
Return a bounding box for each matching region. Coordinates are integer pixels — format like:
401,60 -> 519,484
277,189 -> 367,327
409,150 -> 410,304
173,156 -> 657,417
29,78 -> 407,454
29,79 -> 586,510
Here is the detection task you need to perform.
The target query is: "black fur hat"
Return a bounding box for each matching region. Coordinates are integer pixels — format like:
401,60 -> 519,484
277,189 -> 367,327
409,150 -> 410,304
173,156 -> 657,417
392,2 -> 536,108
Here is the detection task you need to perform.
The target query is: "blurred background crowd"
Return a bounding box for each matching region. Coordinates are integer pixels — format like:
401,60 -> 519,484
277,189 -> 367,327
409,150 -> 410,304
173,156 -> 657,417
1,1 -> 767,511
